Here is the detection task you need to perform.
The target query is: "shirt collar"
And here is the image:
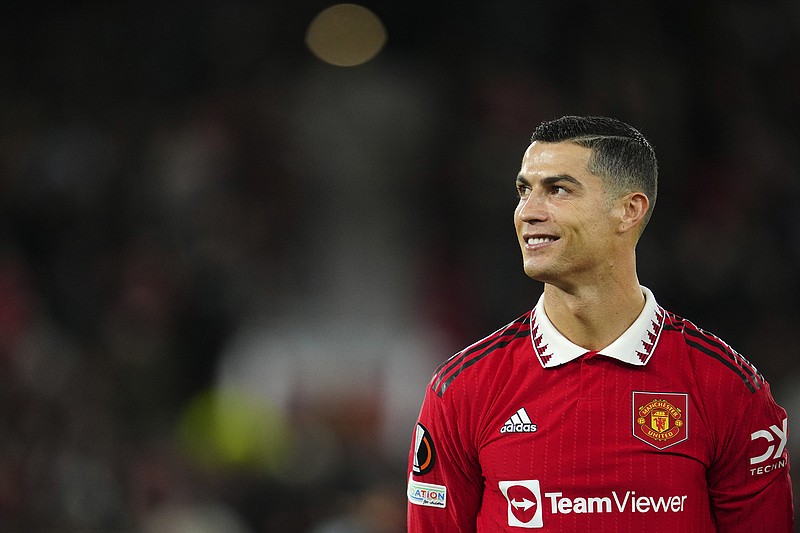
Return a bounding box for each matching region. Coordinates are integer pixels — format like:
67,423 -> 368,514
530,286 -> 666,368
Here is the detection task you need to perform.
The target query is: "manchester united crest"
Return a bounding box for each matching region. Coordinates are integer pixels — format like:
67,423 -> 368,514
632,391 -> 688,449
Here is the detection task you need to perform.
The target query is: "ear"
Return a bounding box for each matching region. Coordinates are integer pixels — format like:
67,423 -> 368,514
616,192 -> 649,235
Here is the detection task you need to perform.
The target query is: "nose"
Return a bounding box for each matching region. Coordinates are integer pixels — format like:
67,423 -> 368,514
516,192 -> 548,223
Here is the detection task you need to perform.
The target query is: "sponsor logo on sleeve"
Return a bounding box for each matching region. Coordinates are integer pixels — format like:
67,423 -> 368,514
412,423 -> 436,475
749,417 -> 788,476
407,476 -> 447,508
632,391 -> 688,449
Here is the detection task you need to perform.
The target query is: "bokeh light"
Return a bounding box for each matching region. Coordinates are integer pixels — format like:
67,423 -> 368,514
305,3 -> 387,67
177,389 -> 292,474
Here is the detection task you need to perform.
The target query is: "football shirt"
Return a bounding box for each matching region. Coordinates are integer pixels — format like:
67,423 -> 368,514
408,287 -> 792,532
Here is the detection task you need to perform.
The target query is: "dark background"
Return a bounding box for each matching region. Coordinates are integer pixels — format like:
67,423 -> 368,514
1,1 -> 798,531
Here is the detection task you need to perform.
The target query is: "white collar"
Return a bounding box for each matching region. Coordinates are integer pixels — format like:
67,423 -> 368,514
530,286 -> 666,368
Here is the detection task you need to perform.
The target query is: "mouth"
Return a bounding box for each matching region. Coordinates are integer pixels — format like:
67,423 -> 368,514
523,233 -> 560,249
526,236 -> 558,246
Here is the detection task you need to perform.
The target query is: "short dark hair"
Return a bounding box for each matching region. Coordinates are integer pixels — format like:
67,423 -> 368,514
531,116 -> 658,231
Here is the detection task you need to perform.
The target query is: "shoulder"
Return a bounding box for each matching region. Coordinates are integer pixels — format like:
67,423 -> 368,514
660,309 -> 766,395
429,312 -> 531,398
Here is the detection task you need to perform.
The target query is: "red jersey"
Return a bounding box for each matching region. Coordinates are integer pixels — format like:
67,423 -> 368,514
407,288 -> 793,532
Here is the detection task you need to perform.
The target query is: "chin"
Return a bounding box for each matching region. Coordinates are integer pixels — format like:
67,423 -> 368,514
522,263 -> 549,283
523,257 -> 566,284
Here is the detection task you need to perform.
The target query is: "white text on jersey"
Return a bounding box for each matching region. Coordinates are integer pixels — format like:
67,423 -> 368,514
544,491 -> 688,514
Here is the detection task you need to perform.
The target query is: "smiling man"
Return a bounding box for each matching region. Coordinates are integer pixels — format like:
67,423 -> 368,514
407,116 -> 793,532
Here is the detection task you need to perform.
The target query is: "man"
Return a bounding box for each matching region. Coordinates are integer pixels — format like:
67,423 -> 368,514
407,116 -> 793,531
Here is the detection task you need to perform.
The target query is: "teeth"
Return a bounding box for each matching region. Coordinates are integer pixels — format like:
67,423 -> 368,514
527,237 -> 555,245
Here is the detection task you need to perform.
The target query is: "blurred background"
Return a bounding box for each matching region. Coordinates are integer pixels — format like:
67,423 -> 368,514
0,1 -> 799,531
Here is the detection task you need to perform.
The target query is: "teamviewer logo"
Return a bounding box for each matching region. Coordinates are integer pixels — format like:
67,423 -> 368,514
499,480 -> 543,528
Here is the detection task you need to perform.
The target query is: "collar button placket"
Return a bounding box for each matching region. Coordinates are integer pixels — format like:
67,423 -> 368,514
579,350 -> 602,400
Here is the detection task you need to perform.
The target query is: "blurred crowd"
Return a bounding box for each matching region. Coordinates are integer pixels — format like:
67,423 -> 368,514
1,1 -> 799,531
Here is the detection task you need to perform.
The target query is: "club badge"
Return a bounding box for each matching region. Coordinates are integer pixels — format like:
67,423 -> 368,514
632,391 -> 688,449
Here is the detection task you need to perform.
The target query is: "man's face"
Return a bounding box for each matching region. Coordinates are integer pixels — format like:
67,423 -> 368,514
514,141 -> 620,288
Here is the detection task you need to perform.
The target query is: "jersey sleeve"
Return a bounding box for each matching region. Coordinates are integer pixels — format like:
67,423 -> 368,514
407,381 -> 483,532
706,381 -> 794,532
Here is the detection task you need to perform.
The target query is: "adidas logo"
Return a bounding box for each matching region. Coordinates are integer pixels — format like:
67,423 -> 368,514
501,407 -> 538,434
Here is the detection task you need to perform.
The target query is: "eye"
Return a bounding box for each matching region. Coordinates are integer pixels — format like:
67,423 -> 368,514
516,183 -> 531,198
550,185 -> 569,196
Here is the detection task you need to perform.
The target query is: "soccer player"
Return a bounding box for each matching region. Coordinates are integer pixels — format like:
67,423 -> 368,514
407,116 -> 793,531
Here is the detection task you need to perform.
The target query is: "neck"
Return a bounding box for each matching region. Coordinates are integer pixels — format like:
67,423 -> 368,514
542,275 -> 645,351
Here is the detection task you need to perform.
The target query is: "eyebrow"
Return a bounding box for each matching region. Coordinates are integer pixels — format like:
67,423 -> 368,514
516,174 -> 583,188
